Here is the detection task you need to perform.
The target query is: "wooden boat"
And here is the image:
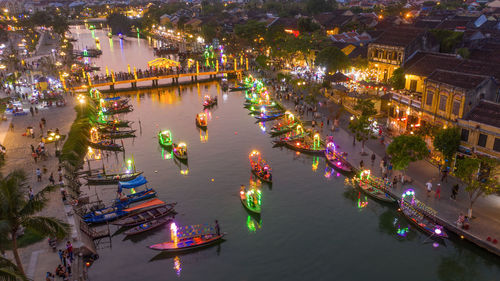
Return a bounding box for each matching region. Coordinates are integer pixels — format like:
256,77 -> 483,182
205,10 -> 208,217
203,95 -> 218,108
399,189 -> 448,239
283,139 -> 325,155
240,185 -> 261,215
249,150 -> 272,183
88,140 -> 124,151
84,199 -> 165,224
113,203 -> 177,227
100,130 -> 136,139
269,123 -> 298,136
98,120 -> 133,128
149,223 -> 225,252
124,217 -> 172,236
113,188 -> 156,206
86,171 -> 143,185
195,113 -> 208,130
229,86 -> 249,92
324,142 -> 353,173
357,176 -> 395,203
102,105 -> 133,115
254,112 -> 284,122
244,102 -> 280,109
172,143 -> 188,161
158,130 -> 173,148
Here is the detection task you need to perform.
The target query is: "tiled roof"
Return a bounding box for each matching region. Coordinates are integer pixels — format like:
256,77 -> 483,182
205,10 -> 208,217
373,26 -> 426,47
404,53 -> 462,77
426,70 -> 489,89
314,12 -> 353,27
464,100 -> 500,127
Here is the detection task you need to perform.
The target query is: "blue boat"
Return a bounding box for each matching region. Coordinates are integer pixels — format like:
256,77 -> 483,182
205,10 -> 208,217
254,112 -> 284,121
118,175 -> 148,189
84,208 -> 129,224
113,188 -> 157,206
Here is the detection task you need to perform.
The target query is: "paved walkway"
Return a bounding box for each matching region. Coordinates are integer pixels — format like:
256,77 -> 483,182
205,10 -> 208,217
258,71 -> 500,255
0,89 -> 83,280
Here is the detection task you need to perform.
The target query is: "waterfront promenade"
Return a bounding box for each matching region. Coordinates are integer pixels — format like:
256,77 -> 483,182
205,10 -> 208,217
263,73 -> 500,256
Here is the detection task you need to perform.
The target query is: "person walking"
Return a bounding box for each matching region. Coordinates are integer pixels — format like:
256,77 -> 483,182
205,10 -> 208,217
36,168 -> 42,182
451,184 -> 459,200
66,241 -> 73,261
28,187 -> 34,200
30,106 -> 34,117
359,160 -> 364,170
371,153 -> 376,166
58,249 -> 64,264
441,169 -> 448,183
392,176 -> 398,189
435,183 -> 441,199
49,173 -> 55,185
426,180 -> 432,197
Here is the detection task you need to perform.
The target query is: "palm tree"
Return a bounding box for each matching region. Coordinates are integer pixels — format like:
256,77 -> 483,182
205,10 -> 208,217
0,256 -> 27,281
0,169 -> 70,275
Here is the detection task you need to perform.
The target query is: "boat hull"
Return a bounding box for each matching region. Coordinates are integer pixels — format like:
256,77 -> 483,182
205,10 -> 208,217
149,234 -> 225,251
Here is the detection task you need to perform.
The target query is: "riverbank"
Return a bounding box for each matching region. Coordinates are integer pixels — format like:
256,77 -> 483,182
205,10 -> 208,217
255,70 -> 500,257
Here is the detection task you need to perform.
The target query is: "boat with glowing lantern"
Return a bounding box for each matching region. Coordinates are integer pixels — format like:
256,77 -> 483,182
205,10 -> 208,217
283,133 -> 325,155
240,185 -> 262,215
249,151 -> 272,183
355,170 -> 395,203
195,113 -> 208,130
203,95 -> 218,108
88,140 -> 124,151
172,142 -> 188,161
101,104 -> 133,115
399,189 -> 448,239
149,223 -> 225,252
324,140 -> 353,173
86,171 -> 143,185
158,130 -> 173,148
100,130 -> 136,139
254,112 -> 285,122
97,119 -> 133,128
273,125 -> 310,144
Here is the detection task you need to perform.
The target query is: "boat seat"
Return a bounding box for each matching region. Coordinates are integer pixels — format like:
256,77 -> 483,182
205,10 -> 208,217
146,211 -> 155,217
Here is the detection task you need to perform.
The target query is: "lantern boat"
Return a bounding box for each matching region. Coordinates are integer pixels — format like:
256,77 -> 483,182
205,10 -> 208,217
149,223 -> 225,252
101,104 -> 133,115
158,130 -> 173,148
283,133 -> 325,155
240,185 -> 262,215
195,113 -> 208,130
324,140 -> 353,173
172,142 -> 188,161
88,140 -> 124,151
399,189 -> 448,239
355,170 -> 395,203
254,112 -> 284,122
100,130 -> 136,139
202,95 -> 218,108
97,119 -> 133,128
249,150 -> 272,183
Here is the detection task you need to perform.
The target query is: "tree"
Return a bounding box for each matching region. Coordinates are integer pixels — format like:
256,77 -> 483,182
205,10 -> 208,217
0,170 -> 69,275
455,158 -> 500,218
430,29 -> 464,53
297,18 -> 321,34
348,115 -> 375,154
201,20 -> 218,43
388,67 -> 405,90
433,127 -> 461,163
387,135 -> 429,176
457,47 -> 470,59
107,13 -> 132,35
306,0 -> 337,15
234,20 -> 266,48
50,15 -> 69,36
354,99 -> 377,116
0,256 -> 27,281
315,46 -> 350,74
351,56 -> 369,70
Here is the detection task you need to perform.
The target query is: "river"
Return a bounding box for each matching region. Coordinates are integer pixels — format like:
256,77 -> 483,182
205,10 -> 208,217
69,26 -> 500,281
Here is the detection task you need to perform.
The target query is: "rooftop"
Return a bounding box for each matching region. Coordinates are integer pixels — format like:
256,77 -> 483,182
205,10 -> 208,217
372,26 -> 426,47
426,70 -> 490,89
464,100 -> 500,127
405,53 -> 462,77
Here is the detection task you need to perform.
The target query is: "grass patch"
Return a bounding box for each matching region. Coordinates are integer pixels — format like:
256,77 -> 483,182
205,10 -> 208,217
3,229 -> 46,249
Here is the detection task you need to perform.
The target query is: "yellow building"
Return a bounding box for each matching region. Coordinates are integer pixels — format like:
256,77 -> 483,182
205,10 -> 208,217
458,100 -> 500,159
367,27 -> 438,82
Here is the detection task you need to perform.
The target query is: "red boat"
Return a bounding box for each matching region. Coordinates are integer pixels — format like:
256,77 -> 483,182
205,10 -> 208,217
149,223 -> 225,252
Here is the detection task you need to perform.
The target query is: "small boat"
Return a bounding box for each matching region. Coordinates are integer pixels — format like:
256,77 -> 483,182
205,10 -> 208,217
172,142 -> 188,161
100,130 -> 136,139
114,188 -> 157,206
399,189 -> 448,239
240,185 -> 261,215
118,33 -> 125,40
107,32 -> 113,38
269,123 -> 298,136
356,170 -> 395,203
254,112 -> 284,122
149,223 -> 225,252
97,126 -> 134,134
113,203 -> 177,227
203,95 -> 218,108
195,113 -> 208,130
98,120 -> 133,127
158,130 -> 173,148
249,150 -> 272,183
95,37 -> 100,44
124,217 -> 172,236
88,140 -> 124,151
84,199 -> 165,224
102,105 -> 133,115
283,138 -> 325,155
86,171 -> 143,185
324,141 -> 353,173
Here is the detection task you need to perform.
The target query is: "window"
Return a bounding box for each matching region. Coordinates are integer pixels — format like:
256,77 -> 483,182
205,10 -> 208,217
461,129 -> 469,142
452,100 -> 461,116
439,95 -> 447,111
410,80 -> 417,92
426,91 -> 434,106
478,133 -> 488,147
494,138 -> 500,152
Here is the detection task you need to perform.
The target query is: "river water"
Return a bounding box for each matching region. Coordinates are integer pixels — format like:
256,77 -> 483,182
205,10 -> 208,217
70,26 -> 500,281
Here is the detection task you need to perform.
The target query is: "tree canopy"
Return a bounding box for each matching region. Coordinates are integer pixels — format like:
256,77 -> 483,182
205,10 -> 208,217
387,135 -> 429,171
433,127 -> 461,162
315,46 -> 350,73
388,67 -> 405,90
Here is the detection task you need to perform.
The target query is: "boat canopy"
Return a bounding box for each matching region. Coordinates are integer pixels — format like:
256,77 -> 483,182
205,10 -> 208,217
119,175 -> 147,189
